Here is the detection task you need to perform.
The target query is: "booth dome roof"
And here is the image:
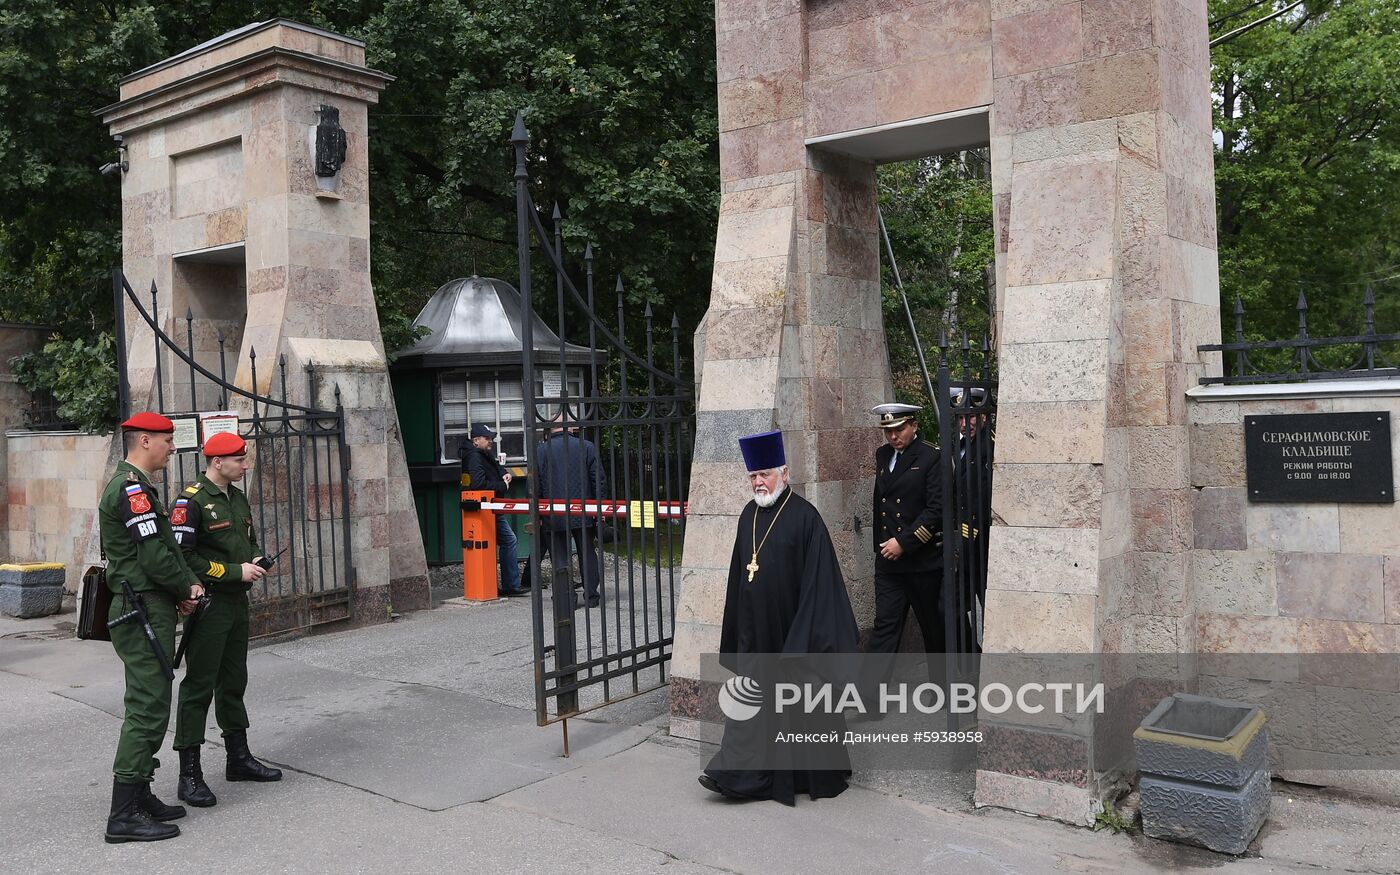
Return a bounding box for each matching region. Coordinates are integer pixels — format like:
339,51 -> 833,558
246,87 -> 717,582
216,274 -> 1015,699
392,275 -> 595,369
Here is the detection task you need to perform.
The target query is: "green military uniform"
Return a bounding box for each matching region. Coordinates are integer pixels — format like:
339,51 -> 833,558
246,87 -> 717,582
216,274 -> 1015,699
171,473 -> 258,748
98,461 -> 199,784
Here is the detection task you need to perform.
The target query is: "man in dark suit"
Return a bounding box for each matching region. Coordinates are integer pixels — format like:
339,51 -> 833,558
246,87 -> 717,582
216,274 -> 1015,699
463,423 -> 524,596
534,418 -> 606,609
863,402 -> 945,692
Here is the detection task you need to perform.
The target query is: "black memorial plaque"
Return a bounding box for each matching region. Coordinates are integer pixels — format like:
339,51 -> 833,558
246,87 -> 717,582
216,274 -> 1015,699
1244,411 -> 1393,503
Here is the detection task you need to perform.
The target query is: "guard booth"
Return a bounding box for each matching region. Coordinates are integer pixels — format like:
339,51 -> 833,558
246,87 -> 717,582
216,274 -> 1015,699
390,276 -> 595,564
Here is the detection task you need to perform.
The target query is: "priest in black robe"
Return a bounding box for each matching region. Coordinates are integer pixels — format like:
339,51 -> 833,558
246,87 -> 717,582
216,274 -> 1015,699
699,430 -> 860,805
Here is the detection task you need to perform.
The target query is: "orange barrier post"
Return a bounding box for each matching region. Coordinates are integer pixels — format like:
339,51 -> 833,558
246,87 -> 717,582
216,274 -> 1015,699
461,490 -> 498,601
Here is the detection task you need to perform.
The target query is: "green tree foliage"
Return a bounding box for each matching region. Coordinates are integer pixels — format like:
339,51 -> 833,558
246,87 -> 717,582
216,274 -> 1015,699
356,0 -> 718,359
1212,0 -> 1400,345
0,1 -> 717,427
10,334 -> 120,433
876,152 -> 995,419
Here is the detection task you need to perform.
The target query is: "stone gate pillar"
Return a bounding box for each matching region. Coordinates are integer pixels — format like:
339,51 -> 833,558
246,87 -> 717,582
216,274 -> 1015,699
670,4 -> 891,739
978,0 -> 1220,821
97,20 -> 429,619
674,0 -> 1221,822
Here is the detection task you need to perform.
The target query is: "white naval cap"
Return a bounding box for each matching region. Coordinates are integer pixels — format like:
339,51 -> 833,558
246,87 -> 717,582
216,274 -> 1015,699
949,386 -> 988,407
871,402 -> 922,428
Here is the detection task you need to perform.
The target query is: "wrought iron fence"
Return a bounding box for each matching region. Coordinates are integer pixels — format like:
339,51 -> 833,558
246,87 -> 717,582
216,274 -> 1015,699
511,112 -> 694,730
1199,287 -> 1400,385
20,388 -> 76,431
934,332 -> 996,658
114,271 -> 356,637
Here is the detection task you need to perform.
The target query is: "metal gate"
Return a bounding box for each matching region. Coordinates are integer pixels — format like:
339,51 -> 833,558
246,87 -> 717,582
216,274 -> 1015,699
510,114 -> 695,728
934,334 -> 996,661
877,207 -> 996,664
113,271 -> 356,637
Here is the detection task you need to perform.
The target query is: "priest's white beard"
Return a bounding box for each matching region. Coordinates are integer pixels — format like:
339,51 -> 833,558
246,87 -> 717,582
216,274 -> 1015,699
753,483 -> 786,508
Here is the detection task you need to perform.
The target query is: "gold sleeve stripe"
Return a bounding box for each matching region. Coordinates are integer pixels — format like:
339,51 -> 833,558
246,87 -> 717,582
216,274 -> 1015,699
208,561 -> 226,579
915,527 -> 932,543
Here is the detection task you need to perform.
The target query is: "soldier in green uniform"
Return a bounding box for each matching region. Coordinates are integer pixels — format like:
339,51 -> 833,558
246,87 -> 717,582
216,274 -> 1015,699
98,412 -> 205,843
170,431 -> 282,807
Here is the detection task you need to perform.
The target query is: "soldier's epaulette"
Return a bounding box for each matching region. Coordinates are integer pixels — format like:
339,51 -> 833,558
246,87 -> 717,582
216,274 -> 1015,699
184,484 -> 201,495
922,440 -> 937,449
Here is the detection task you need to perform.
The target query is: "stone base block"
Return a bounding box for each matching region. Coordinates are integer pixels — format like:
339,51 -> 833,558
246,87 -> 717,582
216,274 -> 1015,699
349,583 -> 393,628
1140,767 -> 1271,855
973,769 -> 1099,826
0,564 -> 66,588
390,574 -> 432,612
1278,768 -> 1400,799
0,563 -> 67,618
1136,719 -> 1268,789
0,584 -> 64,618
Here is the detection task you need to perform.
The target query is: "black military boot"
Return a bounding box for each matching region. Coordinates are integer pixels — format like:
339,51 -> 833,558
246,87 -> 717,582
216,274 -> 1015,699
177,746 -> 217,807
105,780 -> 180,843
225,730 -> 282,782
136,780 -> 186,821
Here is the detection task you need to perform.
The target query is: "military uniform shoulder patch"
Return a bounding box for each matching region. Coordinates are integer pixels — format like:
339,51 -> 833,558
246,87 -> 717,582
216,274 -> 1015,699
119,483 -> 159,542
184,484 -> 201,495
124,482 -> 152,515
922,440 -> 937,449
171,497 -> 198,545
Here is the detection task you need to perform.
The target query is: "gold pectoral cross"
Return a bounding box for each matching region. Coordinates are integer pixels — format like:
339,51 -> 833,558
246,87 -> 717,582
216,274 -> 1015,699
746,553 -> 759,582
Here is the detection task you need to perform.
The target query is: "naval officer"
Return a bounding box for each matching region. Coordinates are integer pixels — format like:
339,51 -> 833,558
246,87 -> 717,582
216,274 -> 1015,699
864,402 -> 946,666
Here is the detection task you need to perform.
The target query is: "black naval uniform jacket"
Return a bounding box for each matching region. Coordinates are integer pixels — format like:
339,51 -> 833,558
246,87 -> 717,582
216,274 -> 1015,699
873,437 -> 943,574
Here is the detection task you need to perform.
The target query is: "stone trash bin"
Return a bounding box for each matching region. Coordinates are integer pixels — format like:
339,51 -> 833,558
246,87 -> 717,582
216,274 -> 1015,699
0,563 -> 66,619
1134,693 -> 1270,855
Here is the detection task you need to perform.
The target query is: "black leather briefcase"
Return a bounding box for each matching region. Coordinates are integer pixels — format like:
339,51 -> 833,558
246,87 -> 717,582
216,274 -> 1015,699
76,565 -> 113,641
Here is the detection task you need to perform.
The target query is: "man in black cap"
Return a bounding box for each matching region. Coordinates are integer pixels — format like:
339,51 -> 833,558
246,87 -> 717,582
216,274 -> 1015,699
863,403 -> 945,697
463,423 -> 524,596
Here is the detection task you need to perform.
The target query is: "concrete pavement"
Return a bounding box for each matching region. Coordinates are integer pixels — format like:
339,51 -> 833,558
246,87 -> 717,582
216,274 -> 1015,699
2,598 -> 1397,874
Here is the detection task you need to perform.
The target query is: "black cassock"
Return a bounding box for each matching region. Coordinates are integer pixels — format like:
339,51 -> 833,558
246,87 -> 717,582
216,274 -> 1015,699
703,490 -> 859,805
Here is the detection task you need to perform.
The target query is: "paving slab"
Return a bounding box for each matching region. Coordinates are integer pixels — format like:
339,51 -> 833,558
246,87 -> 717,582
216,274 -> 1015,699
2,603 -> 1397,873
0,669 -> 721,875
491,735 -> 1324,874
270,595 -> 674,723
55,649 -> 657,810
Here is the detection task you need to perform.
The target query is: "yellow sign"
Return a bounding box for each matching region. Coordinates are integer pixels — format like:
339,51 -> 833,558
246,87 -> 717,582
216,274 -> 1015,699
628,500 -> 657,529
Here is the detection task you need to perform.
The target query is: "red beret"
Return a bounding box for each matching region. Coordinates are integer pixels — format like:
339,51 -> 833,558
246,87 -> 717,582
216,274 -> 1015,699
203,432 -> 247,457
120,412 -> 175,433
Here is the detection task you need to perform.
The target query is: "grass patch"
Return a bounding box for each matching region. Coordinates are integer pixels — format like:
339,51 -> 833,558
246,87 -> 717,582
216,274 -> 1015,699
602,524 -> 684,568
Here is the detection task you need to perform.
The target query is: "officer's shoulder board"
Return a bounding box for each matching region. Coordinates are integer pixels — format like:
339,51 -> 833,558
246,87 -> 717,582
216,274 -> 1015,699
921,439 -> 937,449
184,483 -> 202,495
